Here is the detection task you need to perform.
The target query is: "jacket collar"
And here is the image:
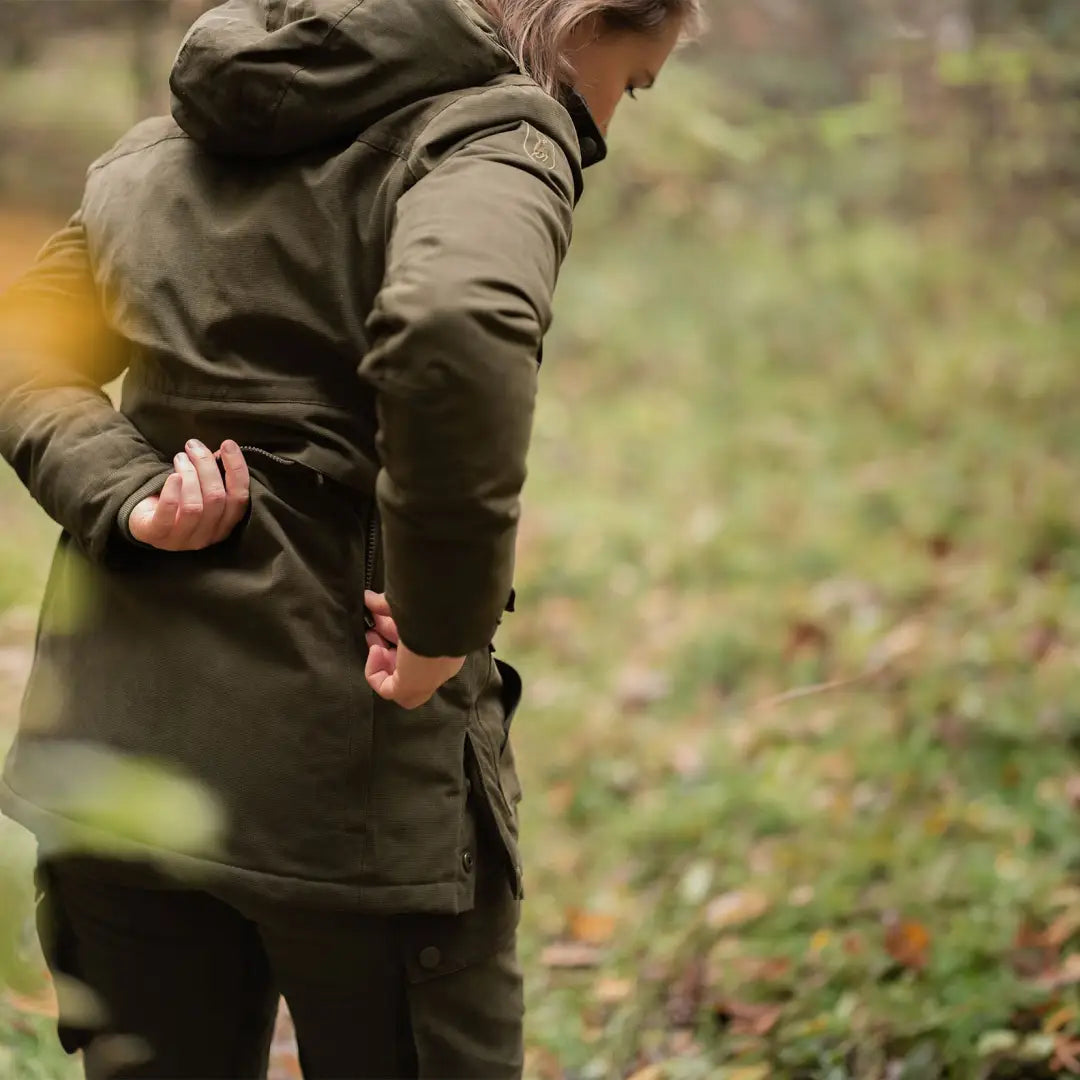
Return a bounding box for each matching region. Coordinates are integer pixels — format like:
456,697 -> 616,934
564,89 -> 608,169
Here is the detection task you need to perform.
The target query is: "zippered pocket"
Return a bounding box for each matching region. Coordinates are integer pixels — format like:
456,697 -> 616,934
239,445 -> 381,635
238,446 -> 382,633
238,444 -> 323,482
362,504 -> 379,632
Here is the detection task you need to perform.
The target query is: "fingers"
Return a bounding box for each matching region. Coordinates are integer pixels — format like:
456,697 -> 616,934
148,472 -> 184,545
165,451 -> 204,548
364,644 -> 464,710
365,630 -> 400,655
125,438 -> 250,553
217,440 -> 250,537
365,641 -> 398,700
371,612 -> 399,646
364,591 -> 393,617
362,592 -> 400,650
183,439 -> 227,548
363,592 -> 400,644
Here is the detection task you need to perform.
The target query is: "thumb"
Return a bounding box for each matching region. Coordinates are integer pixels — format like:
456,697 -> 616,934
372,673 -> 399,701
365,644 -> 397,698
127,495 -> 160,541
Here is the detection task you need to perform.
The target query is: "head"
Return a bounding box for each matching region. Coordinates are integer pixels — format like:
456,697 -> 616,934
477,0 -> 705,134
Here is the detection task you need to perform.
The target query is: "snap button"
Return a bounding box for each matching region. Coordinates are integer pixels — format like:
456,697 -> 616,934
461,849 -> 474,873
418,946 -> 441,971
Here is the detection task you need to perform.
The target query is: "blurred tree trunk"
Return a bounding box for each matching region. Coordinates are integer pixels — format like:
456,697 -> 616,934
131,1 -> 166,119
814,0 -> 865,101
0,6 -> 37,67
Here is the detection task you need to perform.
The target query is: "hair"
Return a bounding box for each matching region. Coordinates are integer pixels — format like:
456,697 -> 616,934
475,0 -> 706,97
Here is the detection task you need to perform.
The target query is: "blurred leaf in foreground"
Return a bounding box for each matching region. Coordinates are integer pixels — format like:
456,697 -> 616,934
11,741 -> 222,861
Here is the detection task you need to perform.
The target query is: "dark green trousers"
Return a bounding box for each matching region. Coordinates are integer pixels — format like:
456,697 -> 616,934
35,843 -> 523,1080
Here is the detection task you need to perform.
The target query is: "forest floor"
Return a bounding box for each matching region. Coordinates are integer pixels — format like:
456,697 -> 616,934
2,167 -> 1080,1080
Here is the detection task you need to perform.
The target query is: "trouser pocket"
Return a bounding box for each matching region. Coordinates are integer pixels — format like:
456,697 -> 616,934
397,828 -> 523,1078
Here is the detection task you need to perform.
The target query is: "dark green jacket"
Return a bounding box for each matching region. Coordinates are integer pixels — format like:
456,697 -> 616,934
0,0 -> 605,912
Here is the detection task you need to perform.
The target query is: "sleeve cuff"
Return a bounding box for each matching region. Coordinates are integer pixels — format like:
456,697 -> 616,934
115,471 -> 173,548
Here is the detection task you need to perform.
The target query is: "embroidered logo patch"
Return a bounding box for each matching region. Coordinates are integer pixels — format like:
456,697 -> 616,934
523,124 -> 557,170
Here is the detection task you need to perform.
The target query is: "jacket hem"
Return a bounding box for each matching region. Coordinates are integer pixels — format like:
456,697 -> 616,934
0,776 -> 475,915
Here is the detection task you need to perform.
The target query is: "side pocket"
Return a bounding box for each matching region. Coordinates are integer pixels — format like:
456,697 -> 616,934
464,732 -> 523,900
493,658 -> 522,755
492,658 -> 524,815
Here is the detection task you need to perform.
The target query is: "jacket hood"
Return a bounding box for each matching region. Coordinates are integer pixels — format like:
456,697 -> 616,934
170,0 -> 519,158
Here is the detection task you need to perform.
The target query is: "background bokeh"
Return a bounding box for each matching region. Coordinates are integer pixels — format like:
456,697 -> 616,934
1,2 -> 1079,1077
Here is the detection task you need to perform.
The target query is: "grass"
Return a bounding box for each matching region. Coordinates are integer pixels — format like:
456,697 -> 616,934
2,39 -> 1080,1079
497,195 -> 1080,1075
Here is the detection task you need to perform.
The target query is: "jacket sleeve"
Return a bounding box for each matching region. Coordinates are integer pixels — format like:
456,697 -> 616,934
359,89 -> 578,657
0,215 -> 173,564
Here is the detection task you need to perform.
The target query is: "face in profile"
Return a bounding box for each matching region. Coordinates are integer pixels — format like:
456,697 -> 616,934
564,12 -> 685,134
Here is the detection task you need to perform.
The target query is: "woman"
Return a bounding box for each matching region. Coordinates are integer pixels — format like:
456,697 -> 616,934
0,0 -> 699,1076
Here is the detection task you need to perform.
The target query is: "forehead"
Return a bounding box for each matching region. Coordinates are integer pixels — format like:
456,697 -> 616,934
612,12 -> 685,63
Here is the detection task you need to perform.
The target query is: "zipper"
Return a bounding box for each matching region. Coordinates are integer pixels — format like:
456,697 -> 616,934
238,445 -> 324,485
363,505 -> 379,632
364,507 -> 378,593
237,444 -> 380,634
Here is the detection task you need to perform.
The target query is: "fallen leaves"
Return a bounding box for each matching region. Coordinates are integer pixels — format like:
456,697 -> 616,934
1053,1036 -> 1080,1074
566,907 -> 618,946
784,618 -> 830,662
1047,911 -> 1080,949
883,917 -> 932,971
726,1068 -> 770,1080
666,957 -> 707,1027
731,955 -> 793,983
524,1045 -> 565,1080
593,976 -> 635,1005
615,665 -> 672,712
705,889 -> 771,931
926,532 -> 954,560
540,941 -> 604,970
1027,618 -> 1062,663
714,998 -> 784,1036
869,619 -> 927,670
1045,1005 -> 1079,1034
1065,775 -> 1080,812
545,780 -> 576,815
625,1066 -> 665,1080
1009,915 -> 1080,988
540,907 -> 619,969
1012,917 -> 1056,978
1035,953 -> 1080,991
669,740 -> 707,781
